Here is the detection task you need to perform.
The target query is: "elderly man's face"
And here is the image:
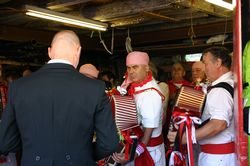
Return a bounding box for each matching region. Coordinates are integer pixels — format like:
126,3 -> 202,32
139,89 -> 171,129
127,64 -> 149,83
171,63 -> 185,82
192,62 -> 205,82
202,52 -> 219,82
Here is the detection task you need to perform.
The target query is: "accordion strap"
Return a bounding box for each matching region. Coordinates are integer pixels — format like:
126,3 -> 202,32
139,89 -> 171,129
133,87 -> 165,102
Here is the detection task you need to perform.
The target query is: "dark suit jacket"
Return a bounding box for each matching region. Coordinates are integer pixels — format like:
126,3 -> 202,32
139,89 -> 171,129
0,63 -> 119,166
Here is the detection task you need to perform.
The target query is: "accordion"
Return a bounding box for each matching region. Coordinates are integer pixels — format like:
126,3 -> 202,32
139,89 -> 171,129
174,86 -> 206,117
111,95 -> 139,131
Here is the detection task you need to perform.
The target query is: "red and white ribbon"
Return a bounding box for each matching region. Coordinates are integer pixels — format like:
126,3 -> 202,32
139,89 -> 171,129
173,116 -> 201,143
172,111 -> 202,166
169,151 -> 185,166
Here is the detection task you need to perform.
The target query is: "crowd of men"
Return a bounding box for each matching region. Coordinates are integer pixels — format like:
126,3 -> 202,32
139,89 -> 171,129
0,30 -> 235,166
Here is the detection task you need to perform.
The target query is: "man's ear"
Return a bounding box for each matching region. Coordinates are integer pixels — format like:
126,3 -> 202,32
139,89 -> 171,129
73,46 -> 81,68
48,47 -> 53,59
77,46 -> 82,57
216,58 -> 222,67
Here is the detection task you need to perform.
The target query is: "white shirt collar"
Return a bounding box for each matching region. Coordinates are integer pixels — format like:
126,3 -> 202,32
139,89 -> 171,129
212,71 -> 232,86
47,59 -> 73,66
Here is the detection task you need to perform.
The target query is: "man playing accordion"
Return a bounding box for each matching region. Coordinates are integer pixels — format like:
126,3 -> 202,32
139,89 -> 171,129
168,46 -> 235,166
112,51 -> 166,166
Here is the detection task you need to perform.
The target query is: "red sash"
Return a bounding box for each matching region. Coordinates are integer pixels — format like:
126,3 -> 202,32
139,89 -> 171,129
147,134 -> 164,147
201,142 -> 235,154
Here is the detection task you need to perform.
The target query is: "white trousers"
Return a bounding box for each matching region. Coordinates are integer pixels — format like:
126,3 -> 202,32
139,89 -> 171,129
198,152 -> 236,166
125,143 -> 166,166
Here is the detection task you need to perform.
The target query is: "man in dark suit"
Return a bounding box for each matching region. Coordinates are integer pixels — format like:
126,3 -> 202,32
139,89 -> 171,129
0,30 -> 119,166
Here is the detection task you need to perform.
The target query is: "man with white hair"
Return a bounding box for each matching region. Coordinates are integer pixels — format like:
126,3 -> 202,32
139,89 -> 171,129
112,51 -> 165,166
192,61 -> 206,84
168,47 -> 235,166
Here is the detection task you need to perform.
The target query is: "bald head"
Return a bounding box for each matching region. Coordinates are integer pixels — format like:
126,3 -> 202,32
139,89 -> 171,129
22,69 -> 32,77
48,30 -> 81,68
79,64 -> 99,79
51,30 -> 80,47
192,61 -> 205,82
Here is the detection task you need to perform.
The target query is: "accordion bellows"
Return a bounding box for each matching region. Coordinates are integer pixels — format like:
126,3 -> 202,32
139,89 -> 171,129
175,86 -> 206,114
111,95 -> 139,131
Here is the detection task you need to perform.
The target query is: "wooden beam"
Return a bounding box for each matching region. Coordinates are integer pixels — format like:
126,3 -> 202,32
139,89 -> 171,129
157,8 -> 209,21
81,0 -> 173,21
110,9 -> 209,27
0,25 -> 54,44
0,20 -> 233,52
114,41 -> 233,57
47,0 -> 91,10
109,9 -> 209,27
175,0 -> 233,17
142,11 -> 179,22
0,25 -> 103,50
111,20 -> 233,47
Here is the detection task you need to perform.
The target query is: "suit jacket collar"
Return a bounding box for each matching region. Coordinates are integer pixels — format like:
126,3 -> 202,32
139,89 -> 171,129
41,63 -> 76,71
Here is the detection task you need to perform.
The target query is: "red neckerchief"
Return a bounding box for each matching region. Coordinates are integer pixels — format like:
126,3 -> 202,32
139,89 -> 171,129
128,72 -> 153,95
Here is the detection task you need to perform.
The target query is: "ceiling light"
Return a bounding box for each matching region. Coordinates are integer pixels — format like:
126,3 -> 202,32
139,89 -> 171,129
25,5 -> 108,31
206,0 -> 236,10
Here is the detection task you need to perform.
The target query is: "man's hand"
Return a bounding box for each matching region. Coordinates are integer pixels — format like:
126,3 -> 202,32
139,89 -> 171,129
167,131 -> 177,146
167,131 -> 177,142
112,152 -> 128,164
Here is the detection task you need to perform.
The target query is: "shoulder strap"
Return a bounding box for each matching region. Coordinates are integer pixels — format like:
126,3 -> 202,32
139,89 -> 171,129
200,82 -> 233,127
210,82 -> 234,98
134,87 -> 165,101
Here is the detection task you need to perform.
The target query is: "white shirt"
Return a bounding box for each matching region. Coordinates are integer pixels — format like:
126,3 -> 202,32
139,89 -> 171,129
133,79 -> 163,138
199,71 -> 234,145
125,79 -> 166,166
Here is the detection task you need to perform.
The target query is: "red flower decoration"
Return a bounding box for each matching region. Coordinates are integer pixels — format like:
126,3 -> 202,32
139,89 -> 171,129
106,87 -> 121,96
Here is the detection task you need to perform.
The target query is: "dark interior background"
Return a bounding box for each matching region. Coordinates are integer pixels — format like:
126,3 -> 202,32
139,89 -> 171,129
0,0 -> 249,82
